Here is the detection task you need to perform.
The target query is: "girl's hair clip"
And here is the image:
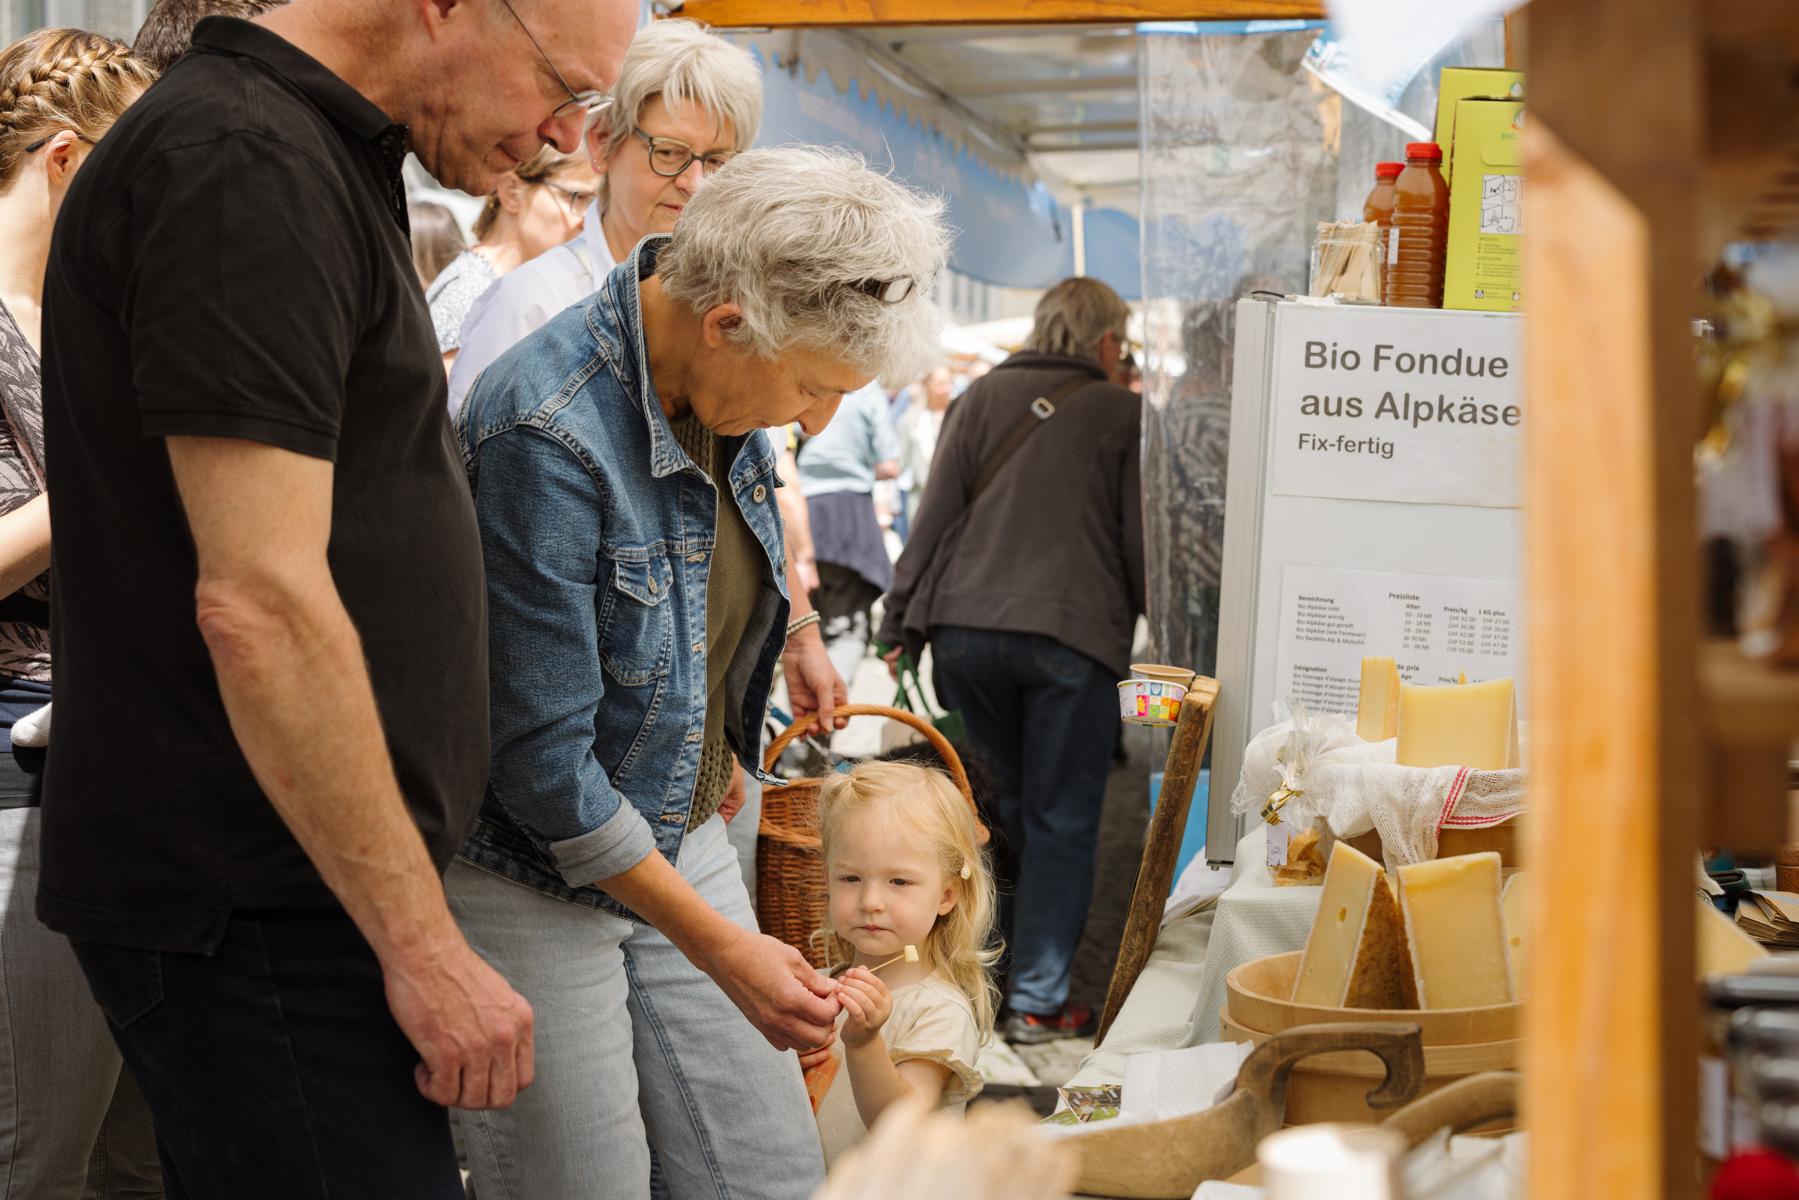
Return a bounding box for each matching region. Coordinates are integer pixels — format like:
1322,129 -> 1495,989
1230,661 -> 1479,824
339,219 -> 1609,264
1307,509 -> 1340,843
959,861 -> 973,880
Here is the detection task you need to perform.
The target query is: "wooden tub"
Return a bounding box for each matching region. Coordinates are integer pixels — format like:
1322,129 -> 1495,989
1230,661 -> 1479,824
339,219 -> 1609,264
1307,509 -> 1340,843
1223,951 -> 1521,1127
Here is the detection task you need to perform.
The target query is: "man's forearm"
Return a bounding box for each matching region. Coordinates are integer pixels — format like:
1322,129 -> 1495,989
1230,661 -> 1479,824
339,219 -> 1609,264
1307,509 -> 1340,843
199,577 -> 457,966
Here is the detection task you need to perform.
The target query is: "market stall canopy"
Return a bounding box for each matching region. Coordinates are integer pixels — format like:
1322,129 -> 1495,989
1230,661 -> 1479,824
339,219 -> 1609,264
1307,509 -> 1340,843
668,1 -> 1326,27
710,17 -> 1178,295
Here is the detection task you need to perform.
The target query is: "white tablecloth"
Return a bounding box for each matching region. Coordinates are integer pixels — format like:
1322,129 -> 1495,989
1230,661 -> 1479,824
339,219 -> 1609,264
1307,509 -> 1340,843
1073,826 -> 1323,1086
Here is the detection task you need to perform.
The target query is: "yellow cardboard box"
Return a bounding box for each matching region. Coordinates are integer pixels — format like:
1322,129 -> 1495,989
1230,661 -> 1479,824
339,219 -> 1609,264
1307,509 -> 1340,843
1434,67 -> 1524,187
1443,98 -> 1525,312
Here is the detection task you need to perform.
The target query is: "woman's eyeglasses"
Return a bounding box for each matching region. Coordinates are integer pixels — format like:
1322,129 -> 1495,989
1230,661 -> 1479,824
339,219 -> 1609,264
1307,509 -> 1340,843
544,181 -> 596,219
632,130 -> 737,179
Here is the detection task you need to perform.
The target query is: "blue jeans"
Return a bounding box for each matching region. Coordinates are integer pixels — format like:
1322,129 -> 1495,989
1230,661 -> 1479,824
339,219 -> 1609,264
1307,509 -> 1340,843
72,908 -> 463,1199
0,806 -> 161,1199
931,626 -> 1117,1016
446,814 -> 823,1200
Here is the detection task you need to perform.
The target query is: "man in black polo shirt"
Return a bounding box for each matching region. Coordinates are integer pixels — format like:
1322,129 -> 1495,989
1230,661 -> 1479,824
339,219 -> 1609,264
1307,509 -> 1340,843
38,1 -> 635,1192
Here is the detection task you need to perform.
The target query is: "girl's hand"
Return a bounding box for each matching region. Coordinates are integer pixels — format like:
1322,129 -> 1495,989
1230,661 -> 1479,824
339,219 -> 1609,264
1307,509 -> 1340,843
837,967 -> 893,1049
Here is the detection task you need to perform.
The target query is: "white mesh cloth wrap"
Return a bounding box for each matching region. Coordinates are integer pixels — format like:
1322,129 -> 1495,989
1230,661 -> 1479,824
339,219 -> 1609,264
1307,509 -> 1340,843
1320,751 -> 1527,868
1226,709 -> 1360,838
1231,720 -> 1528,870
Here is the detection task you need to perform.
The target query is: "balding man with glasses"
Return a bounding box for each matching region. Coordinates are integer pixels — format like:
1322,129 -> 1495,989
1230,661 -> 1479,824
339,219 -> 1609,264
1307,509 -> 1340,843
447,17 -> 766,421
36,0 -> 634,1194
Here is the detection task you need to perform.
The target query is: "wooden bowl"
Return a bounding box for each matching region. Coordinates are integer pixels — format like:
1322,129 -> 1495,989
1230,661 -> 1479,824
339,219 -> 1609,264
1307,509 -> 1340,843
1226,952 -> 1519,1043
1223,952 -> 1521,1126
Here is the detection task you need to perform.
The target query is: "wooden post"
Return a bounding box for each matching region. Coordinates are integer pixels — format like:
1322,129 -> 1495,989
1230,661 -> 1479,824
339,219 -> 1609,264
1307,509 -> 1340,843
1522,0 -> 1703,1196
1098,677 -> 1218,1042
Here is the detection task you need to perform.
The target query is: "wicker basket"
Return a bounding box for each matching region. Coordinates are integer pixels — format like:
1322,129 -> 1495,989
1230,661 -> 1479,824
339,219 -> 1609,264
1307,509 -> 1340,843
757,704 -> 980,967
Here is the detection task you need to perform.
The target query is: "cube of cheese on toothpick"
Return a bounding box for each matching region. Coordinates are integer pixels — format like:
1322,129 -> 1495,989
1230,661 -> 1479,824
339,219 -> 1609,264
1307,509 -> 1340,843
1398,852 -> 1513,1008
1292,841 -> 1417,1008
1356,656 -> 1401,742
1395,677 -> 1520,770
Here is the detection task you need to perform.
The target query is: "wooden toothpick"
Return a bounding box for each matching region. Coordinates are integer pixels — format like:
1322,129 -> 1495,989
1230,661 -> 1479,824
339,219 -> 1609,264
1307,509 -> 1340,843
866,945 -> 919,973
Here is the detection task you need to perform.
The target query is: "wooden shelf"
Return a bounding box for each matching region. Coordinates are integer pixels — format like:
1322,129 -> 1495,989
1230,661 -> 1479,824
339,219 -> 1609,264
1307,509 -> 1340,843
1701,640 -> 1799,751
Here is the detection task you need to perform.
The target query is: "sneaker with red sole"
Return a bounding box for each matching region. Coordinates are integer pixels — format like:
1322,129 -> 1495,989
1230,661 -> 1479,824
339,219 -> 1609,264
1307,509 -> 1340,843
1002,1004 -> 1099,1045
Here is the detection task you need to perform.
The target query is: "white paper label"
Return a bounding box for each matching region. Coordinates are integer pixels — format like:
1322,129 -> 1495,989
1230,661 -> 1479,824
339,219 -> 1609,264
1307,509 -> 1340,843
1269,305 -> 1522,508
1272,563 -> 1522,718
1266,820 -> 1291,869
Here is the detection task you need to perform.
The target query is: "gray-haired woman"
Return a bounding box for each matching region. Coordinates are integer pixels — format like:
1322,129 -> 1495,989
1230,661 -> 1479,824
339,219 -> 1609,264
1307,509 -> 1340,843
447,17 -> 764,417
447,146 -> 949,1200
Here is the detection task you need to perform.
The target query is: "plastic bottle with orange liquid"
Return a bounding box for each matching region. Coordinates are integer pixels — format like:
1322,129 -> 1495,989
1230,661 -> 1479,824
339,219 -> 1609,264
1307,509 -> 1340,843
1386,142 -> 1449,308
1362,161 -> 1403,302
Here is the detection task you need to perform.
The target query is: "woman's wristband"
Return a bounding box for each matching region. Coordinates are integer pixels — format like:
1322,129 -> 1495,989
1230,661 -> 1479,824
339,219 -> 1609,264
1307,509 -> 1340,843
786,611 -> 822,638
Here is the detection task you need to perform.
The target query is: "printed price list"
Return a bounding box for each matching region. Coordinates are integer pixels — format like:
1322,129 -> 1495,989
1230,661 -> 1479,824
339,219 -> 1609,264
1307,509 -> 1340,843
1478,607 -> 1512,658
1292,594 -> 1368,648
1444,606 -> 1480,658
1275,566 -> 1523,721
1401,605 -> 1434,653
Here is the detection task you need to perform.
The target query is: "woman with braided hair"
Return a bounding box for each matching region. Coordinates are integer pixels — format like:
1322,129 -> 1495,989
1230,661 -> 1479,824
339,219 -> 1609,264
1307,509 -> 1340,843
0,27 -> 161,1199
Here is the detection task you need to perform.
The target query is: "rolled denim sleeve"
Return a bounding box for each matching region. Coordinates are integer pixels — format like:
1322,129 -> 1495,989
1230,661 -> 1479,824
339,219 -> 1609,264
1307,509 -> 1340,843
470,422 -> 657,887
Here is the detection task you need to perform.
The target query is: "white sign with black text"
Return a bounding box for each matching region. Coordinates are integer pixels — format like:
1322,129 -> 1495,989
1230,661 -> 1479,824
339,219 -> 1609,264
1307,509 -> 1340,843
1269,305 -> 1522,508
1272,562 -> 1523,721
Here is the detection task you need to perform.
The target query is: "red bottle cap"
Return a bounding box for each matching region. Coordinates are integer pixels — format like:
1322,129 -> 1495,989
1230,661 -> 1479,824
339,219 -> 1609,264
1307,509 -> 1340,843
1404,142 -> 1444,161
1374,161 -> 1404,179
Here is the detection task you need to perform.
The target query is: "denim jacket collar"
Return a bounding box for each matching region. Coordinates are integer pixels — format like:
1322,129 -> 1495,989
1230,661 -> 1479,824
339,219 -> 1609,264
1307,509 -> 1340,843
588,234 -> 695,482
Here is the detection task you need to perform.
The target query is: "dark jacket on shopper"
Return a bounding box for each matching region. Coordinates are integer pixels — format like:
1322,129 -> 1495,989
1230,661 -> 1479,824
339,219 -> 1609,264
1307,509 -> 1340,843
877,351 -> 1145,677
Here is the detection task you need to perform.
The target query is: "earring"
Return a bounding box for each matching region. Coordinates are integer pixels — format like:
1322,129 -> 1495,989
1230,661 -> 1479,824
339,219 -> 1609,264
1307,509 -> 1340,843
959,861 -> 972,880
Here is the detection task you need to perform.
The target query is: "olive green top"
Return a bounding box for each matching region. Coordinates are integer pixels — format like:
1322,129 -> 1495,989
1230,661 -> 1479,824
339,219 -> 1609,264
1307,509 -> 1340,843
671,413 -> 766,828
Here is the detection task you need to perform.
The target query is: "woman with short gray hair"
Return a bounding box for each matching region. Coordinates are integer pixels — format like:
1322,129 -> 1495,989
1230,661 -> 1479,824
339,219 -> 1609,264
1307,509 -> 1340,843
447,17 -> 764,416
447,146 -> 948,1200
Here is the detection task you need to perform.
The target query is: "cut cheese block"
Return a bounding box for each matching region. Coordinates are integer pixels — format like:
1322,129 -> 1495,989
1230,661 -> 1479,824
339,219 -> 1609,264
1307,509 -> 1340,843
1292,840 -> 1418,1008
1395,677 -> 1521,770
1397,852 -> 1512,1008
1501,872 -> 1527,996
1699,894 -> 1769,978
1356,656 -> 1401,741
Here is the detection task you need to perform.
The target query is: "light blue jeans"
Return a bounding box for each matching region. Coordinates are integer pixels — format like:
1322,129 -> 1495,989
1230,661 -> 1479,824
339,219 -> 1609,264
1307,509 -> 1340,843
0,807 -> 162,1199
447,815 -> 823,1200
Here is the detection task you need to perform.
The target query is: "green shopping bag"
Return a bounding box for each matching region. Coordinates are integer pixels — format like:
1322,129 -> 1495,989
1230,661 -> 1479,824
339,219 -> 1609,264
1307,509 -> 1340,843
886,649 -> 966,747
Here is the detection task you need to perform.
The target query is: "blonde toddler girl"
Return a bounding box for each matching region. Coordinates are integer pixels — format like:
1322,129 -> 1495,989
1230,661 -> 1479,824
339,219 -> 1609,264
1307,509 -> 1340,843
806,760 -> 999,1165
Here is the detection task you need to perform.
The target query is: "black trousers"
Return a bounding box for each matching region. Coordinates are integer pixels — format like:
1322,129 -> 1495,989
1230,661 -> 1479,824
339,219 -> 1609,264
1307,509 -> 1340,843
72,907 -> 463,1199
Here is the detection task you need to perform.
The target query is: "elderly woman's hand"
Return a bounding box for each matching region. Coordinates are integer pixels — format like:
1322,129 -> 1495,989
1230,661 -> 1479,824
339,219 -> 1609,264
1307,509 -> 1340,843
718,762 -> 747,823
782,624 -> 848,734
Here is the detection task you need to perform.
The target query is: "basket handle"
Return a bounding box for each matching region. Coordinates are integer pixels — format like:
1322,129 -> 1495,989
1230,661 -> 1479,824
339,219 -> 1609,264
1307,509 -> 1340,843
762,703 -> 981,823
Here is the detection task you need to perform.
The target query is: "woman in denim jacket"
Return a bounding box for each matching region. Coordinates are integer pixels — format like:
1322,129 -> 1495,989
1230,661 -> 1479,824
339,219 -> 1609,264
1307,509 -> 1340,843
448,147 -> 949,1200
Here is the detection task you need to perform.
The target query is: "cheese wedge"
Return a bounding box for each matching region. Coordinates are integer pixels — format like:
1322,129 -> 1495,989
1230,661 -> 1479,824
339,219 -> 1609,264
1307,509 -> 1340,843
1501,871 -> 1527,996
1356,656 -> 1401,741
1293,841 -> 1418,1008
1395,678 -> 1521,770
1698,895 -> 1769,978
1397,852 -> 1512,1008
